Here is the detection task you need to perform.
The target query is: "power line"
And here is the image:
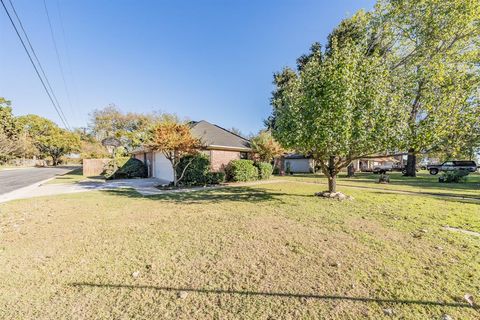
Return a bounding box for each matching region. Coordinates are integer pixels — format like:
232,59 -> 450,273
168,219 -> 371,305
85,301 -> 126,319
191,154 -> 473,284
6,0 -> 69,129
1,0 -> 70,129
43,0 -> 74,125
55,0 -> 80,122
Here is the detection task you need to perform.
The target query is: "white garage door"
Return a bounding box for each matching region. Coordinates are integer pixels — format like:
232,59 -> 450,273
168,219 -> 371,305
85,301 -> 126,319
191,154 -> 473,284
153,152 -> 174,182
286,159 -> 312,173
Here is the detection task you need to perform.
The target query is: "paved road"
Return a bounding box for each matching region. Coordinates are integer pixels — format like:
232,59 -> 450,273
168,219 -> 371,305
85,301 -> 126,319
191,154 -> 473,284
0,166 -> 78,195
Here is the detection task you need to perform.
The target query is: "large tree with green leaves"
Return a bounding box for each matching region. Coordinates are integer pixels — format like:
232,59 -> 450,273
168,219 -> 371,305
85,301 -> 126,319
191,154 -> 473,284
18,115 -> 80,165
271,12 -> 404,193
374,0 -> 480,176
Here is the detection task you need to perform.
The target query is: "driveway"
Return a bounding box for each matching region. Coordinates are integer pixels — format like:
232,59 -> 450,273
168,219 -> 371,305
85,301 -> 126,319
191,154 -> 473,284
0,166 -> 79,195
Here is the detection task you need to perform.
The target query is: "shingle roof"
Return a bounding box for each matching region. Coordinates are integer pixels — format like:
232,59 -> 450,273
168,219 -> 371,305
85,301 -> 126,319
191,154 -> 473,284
189,120 -> 251,151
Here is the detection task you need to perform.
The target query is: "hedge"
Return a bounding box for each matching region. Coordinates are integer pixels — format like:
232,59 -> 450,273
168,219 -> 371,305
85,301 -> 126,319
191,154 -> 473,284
176,154 -> 225,186
226,159 -> 258,182
176,154 -> 210,186
105,157 -> 148,180
256,162 -> 273,180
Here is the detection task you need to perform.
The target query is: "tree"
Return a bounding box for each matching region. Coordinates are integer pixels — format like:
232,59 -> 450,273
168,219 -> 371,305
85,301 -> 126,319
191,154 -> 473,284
89,105 -> 179,154
147,122 -> 202,186
251,130 -> 284,162
18,115 -> 80,165
0,97 -> 24,162
270,13 -> 404,193
374,0 -> 480,176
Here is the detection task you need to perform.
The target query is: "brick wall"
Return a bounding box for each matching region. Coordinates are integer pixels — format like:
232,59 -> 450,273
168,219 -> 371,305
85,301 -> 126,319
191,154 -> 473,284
210,150 -> 241,172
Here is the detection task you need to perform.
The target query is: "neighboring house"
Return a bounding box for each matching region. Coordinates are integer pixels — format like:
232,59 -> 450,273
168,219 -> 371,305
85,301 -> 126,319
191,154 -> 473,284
276,154 -> 315,173
132,120 -> 252,181
275,154 -> 402,174
351,157 -> 400,172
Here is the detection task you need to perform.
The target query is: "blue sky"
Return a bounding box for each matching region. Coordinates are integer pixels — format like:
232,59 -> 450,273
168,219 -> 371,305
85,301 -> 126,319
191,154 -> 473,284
1,0 -> 375,134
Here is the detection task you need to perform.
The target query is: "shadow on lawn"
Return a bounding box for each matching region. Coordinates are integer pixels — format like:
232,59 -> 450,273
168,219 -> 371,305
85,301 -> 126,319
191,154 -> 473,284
292,172 -> 480,194
70,282 -> 476,309
102,186 -> 297,204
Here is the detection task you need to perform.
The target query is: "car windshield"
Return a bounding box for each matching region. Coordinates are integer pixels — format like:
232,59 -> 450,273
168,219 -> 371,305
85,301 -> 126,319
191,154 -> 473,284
443,162 -> 453,166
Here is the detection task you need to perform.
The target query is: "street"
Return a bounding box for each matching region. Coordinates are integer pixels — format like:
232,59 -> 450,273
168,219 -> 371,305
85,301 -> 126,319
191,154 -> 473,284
0,166 -> 77,195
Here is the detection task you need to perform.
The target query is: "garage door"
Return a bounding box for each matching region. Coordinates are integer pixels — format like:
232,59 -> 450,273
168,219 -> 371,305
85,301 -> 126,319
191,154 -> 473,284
286,159 -> 312,173
153,152 -> 174,181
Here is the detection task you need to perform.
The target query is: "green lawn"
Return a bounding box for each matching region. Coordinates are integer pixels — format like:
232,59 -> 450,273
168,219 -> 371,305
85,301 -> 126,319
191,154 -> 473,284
276,171 -> 480,198
0,180 -> 479,319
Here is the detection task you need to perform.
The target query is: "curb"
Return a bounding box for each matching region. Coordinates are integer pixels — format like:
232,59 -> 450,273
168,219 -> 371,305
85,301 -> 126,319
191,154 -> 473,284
0,176 -> 56,204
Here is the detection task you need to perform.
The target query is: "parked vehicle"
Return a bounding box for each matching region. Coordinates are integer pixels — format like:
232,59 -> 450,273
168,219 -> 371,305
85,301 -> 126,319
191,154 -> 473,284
426,160 -> 477,175
373,164 -> 404,174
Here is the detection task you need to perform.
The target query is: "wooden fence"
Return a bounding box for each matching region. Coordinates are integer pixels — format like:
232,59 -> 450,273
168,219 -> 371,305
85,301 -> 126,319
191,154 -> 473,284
83,158 -> 110,177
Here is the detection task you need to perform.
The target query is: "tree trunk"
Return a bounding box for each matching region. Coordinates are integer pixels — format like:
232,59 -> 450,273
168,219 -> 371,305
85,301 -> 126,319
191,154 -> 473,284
328,175 -> 337,193
172,163 -> 178,187
347,163 -> 355,177
405,148 -> 417,177
328,156 -> 337,193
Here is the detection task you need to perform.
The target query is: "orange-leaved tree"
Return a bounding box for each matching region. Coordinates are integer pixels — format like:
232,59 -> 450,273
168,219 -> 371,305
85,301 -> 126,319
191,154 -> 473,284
147,122 -> 203,186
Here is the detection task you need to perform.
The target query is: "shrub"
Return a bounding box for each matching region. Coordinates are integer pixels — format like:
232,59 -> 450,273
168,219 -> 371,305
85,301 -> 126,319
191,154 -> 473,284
176,154 -> 210,186
206,172 -> 225,184
272,166 -> 280,175
105,157 -> 147,180
225,159 -> 258,182
439,170 -> 469,183
256,162 -> 273,180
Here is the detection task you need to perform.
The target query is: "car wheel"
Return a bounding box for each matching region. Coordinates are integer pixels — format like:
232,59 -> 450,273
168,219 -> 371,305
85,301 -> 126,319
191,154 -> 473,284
429,169 -> 439,175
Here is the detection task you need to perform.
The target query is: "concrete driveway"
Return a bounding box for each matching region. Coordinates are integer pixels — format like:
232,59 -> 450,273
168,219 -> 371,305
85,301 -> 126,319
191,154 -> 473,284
0,166 -> 79,195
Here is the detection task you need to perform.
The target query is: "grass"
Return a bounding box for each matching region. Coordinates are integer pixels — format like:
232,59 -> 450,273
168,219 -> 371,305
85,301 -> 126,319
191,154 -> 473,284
0,181 -> 479,319
276,171 -> 480,199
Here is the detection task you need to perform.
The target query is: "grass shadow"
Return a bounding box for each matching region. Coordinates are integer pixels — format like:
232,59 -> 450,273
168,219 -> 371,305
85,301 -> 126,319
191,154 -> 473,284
288,172 -> 480,196
70,282 -> 476,309
100,186 -> 295,204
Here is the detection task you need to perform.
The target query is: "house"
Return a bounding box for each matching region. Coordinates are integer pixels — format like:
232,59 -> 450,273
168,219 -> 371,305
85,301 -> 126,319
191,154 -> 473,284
275,154 -> 315,173
275,154 -> 402,174
132,120 -> 252,181
351,157 -> 400,172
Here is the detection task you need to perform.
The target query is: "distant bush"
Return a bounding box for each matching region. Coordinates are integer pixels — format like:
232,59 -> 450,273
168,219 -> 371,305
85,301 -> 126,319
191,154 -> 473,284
176,154 -> 210,186
256,162 -> 273,180
105,157 -> 147,180
226,159 -> 258,182
439,170 -> 469,183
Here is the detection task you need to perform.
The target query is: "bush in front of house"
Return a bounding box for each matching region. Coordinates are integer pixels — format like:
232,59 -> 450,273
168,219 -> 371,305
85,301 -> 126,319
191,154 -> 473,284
225,159 -> 258,182
176,154 -> 225,186
105,157 -> 148,180
206,172 -> 225,184
176,154 -> 210,186
256,162 -> 273,180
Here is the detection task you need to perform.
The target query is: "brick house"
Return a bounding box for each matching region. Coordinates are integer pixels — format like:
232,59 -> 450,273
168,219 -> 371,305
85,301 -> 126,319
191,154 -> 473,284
132,120 -> 252,181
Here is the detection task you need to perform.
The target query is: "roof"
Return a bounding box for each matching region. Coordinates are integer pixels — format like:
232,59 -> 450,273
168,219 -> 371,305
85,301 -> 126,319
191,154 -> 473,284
189,120 -> 251,151
284,153 -> 312,159
132,120 -> 252,154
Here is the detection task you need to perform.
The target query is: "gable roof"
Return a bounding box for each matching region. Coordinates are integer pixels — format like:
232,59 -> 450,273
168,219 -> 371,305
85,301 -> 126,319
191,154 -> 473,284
189,120 -> 251,151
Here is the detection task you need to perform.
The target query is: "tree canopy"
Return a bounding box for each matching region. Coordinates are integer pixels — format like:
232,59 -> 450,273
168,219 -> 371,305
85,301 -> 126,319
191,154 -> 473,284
18,114 -> 80,165
147,122 -> 202,186
251,131 -> 284,162
270,12 -> 405,192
